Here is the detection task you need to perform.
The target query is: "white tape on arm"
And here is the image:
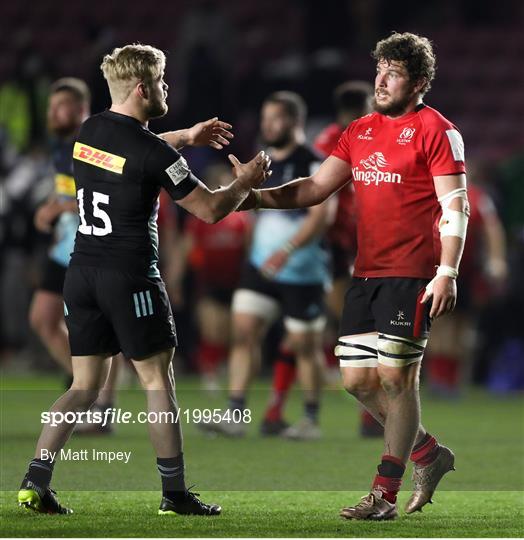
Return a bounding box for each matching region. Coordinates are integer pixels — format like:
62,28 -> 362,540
425,265 -> 458,296
438,187 -> 468,240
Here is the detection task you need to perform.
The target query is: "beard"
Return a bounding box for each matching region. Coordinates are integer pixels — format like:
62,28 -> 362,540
146,95 -> 168,119
372,90 -> 414,116
262,131 -> 292,149
48,118 -> 77,137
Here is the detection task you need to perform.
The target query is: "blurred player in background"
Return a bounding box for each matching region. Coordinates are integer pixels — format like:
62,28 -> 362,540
239,32 -> 469,520
29,78 -> 119,431
174,164 -> 252,391
18,43 -> 270,516
259,81 -> 384,438
314,81 -> 372,321
426,170 -> 507,395
201,91 -> 335,440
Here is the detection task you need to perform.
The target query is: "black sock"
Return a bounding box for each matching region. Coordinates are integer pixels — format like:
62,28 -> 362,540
26,458 -> 55,489
378,456 -> 406,478
157,454 -> 186,499
304,401 -> 319,423
228,396 -> 245,413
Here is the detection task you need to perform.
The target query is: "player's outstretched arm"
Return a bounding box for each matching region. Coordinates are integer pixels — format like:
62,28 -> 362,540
239,155 -> 352,211
159,118 -> 233,150
177,151 -> 271,224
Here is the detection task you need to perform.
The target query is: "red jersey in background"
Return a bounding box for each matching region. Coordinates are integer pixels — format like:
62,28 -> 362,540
186,212 -> 251,290
314,123 -> 357,255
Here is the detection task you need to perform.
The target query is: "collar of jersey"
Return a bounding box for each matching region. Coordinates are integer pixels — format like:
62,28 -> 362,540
104,110 -> 146,128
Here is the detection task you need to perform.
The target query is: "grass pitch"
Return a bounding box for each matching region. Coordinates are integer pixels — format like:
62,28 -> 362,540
1,373 -> 523,537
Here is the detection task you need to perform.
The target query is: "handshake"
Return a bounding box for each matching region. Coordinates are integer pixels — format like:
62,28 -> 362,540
228,150 -> 272,189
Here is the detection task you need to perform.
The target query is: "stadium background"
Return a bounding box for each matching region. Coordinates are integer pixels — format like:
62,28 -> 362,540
1,0 -> 523,537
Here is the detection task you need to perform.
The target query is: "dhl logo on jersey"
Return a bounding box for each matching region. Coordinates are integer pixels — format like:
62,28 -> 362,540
55,174 -> 76,197
73,142 -> 126,174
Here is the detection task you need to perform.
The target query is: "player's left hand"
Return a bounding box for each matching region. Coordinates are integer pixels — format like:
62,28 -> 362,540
261,249 -> 290,279
34,199 -> 64,233
421,276 -> 457,319
187,117 -> 234,149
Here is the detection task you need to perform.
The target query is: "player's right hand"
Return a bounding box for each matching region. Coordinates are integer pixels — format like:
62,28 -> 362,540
228,151 -> 272,187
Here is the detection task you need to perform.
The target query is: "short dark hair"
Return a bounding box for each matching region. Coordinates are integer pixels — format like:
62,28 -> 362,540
371,32 -> 436,94
333,81 -> 373,115
264,91 -> 307,124
50,77 -> 91,105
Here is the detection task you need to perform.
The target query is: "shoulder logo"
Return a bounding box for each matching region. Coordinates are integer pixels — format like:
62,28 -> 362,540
165,156 -> 190,186
73,142 -> 126,174
397,127 -> 416,145
357,127 -> 374,140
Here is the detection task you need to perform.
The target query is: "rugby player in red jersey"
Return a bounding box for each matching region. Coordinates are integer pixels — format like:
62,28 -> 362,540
239,32 -> 469,520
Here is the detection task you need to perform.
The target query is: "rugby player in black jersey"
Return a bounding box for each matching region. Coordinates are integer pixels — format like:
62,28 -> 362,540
18,44 -> 271,516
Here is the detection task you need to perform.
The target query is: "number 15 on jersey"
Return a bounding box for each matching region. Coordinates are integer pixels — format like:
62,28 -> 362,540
77,188 -> 112,236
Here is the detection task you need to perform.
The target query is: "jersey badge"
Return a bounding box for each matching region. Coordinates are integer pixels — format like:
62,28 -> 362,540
165,157 -> 190,186
357,127 -> 374,141
396,127 -> 416,145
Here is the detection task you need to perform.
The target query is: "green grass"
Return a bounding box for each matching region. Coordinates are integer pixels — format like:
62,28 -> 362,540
1,373 -> 523,537
2,491 -> 523,537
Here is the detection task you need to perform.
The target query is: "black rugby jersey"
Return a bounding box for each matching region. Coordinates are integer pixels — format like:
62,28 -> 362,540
70,110 -> 198,277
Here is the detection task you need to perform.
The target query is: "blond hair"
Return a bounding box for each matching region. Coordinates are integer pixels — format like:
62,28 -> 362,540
100,44 -> 166,104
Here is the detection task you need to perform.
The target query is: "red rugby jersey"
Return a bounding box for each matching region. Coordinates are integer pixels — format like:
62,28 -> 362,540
186,212 -> 251,289
314,123 -> 357,252
331,104 -> 466,279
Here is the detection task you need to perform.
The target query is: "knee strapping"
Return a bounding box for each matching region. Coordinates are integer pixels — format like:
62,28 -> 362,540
335,334 -> 378,368
377,333 -> 427,367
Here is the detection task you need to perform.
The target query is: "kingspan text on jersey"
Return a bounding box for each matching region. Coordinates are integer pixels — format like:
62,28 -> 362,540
352,168 -> 402,186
